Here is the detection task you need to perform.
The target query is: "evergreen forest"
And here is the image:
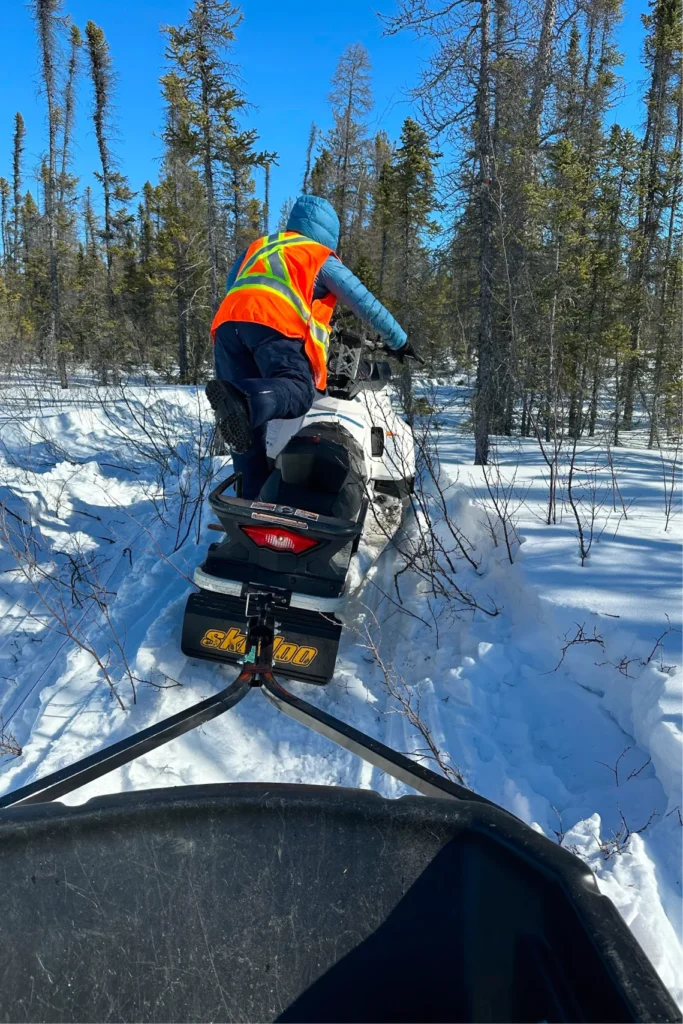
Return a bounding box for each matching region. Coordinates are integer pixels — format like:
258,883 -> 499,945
0,0 -> 680,461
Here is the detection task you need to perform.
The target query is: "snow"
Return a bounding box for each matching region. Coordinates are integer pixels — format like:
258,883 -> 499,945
0,377 -> 681,1007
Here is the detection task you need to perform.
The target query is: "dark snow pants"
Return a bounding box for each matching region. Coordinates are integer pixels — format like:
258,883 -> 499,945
213,320 -> 316,499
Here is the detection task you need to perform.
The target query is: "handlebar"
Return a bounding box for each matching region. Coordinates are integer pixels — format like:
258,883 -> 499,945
383,341 -> 425,365
333,327 -> 382,351
332,327 -> 422,361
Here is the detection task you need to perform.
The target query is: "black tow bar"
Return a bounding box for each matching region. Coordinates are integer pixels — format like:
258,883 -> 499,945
0,590 -> 484,810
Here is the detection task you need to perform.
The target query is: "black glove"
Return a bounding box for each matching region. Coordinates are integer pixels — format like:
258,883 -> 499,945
389,340 -> 424,364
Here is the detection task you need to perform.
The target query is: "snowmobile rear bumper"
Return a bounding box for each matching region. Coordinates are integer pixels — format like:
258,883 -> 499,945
192,565 -> 345,613
181,590 -> 342,685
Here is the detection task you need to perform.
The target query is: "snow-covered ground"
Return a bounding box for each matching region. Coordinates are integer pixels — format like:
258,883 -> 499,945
0,377 -> 681,1006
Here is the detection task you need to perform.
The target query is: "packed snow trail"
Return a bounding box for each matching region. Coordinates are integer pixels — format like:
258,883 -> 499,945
0,378 -> 680,1007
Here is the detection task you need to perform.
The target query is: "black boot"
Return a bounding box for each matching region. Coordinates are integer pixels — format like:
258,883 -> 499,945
205,380 -> 253,454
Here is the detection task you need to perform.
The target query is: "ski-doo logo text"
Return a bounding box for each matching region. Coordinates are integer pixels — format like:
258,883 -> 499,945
200,627 -> 318,667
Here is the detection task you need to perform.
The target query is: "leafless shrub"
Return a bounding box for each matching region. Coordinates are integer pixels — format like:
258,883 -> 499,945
596,617 -> 681,678
547,622 -> 605,673
596,746 -> 654,787
626,756 -> 652,781
605,444 -> 632,520
659,437 -> 681,532
0,382 -> 218,730
596,746 -> 633,787
0,507 -> 134,709
607,654 -> 640,677
357,607 -> 467,787
551,805 -> 566,845
0,718 -> 22,759
527,401 -> 567,526
666,805 -> 682,827
595,807 -> 659,860
565,438 -> 611,566
94,383 -> 218,551
475,453 -> 528,564
361,386 -> 497,620
415,409 -> 482,572
641,615 -> 681,669
603,444 -> 636,539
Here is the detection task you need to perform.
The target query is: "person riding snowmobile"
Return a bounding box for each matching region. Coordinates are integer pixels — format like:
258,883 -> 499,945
206,193 -> 416,500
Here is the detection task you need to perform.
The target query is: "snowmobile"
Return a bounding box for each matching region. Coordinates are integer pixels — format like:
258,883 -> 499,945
181,329 -> 416,684
0,339 -> 678,1024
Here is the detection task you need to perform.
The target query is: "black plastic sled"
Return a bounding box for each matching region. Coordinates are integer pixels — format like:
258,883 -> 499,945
0,784 -> 679,1024
0,595 -> 679,1024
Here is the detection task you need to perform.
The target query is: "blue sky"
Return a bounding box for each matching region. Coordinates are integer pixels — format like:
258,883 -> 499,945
0,0 -> 650,221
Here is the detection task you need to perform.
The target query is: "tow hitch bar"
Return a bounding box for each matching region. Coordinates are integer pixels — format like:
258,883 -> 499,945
0,592 -> 485,810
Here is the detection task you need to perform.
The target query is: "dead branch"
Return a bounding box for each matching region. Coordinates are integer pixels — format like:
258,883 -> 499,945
596,806 -> 660,860
357,607 -> 467,788
547,621 -> 605,673
0,717 -> 22,759
596,747 -> 632,787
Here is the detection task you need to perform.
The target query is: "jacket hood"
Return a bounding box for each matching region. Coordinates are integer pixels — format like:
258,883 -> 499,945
286,195 -> 340,251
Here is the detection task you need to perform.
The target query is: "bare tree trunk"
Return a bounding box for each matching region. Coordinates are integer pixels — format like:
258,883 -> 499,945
491,0 -> 511,435
231,167 -> 240,261
528,0 -> 557,142
648,104 -> 681,448
0,181 -> 9,264
329,45 -> 371,260
177,288 -> 188,383
336,80 -> 354,256
302,122 -> 317,193
202,81 -> 219,312
544,240 -> 560,443
169,143 -> 189,382
588,354 -> 600,437
263,161 -> 271,235
613,354 -> 620,446
622,3 -> 672,429
187,1 -> 220,312
58,25 -> 80,210
378,223 -> 388,297
474,0 -> 495,466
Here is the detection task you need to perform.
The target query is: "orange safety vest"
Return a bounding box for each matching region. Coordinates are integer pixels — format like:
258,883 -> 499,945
211,231 -> 337,391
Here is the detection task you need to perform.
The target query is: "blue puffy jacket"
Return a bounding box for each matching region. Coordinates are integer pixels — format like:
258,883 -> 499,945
225,195 -> 407,351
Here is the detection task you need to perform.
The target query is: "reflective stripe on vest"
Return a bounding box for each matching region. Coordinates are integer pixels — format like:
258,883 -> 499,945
229,233 -> 331,352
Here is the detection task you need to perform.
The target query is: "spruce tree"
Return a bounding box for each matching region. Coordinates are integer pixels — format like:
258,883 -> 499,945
309,148 -> 334,198
369,132 -> 394,297
0,179 -> 10,266
622,0 -> 682,431
31,0 -> 68,386
385,118 -> 439,329
59,24 -> 81,209
302,123 -> 318,192
85,20 -> 135,378
85,21 -> 115,300
157,69 -> 210,380
163,0 -> 273,313
325,43 -> 373,260
11,113 -> 26,268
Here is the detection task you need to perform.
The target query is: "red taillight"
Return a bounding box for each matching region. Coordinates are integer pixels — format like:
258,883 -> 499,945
241,524 -> 318,555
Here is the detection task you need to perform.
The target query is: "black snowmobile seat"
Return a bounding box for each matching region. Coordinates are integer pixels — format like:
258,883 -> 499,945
260,423 -> 366,520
